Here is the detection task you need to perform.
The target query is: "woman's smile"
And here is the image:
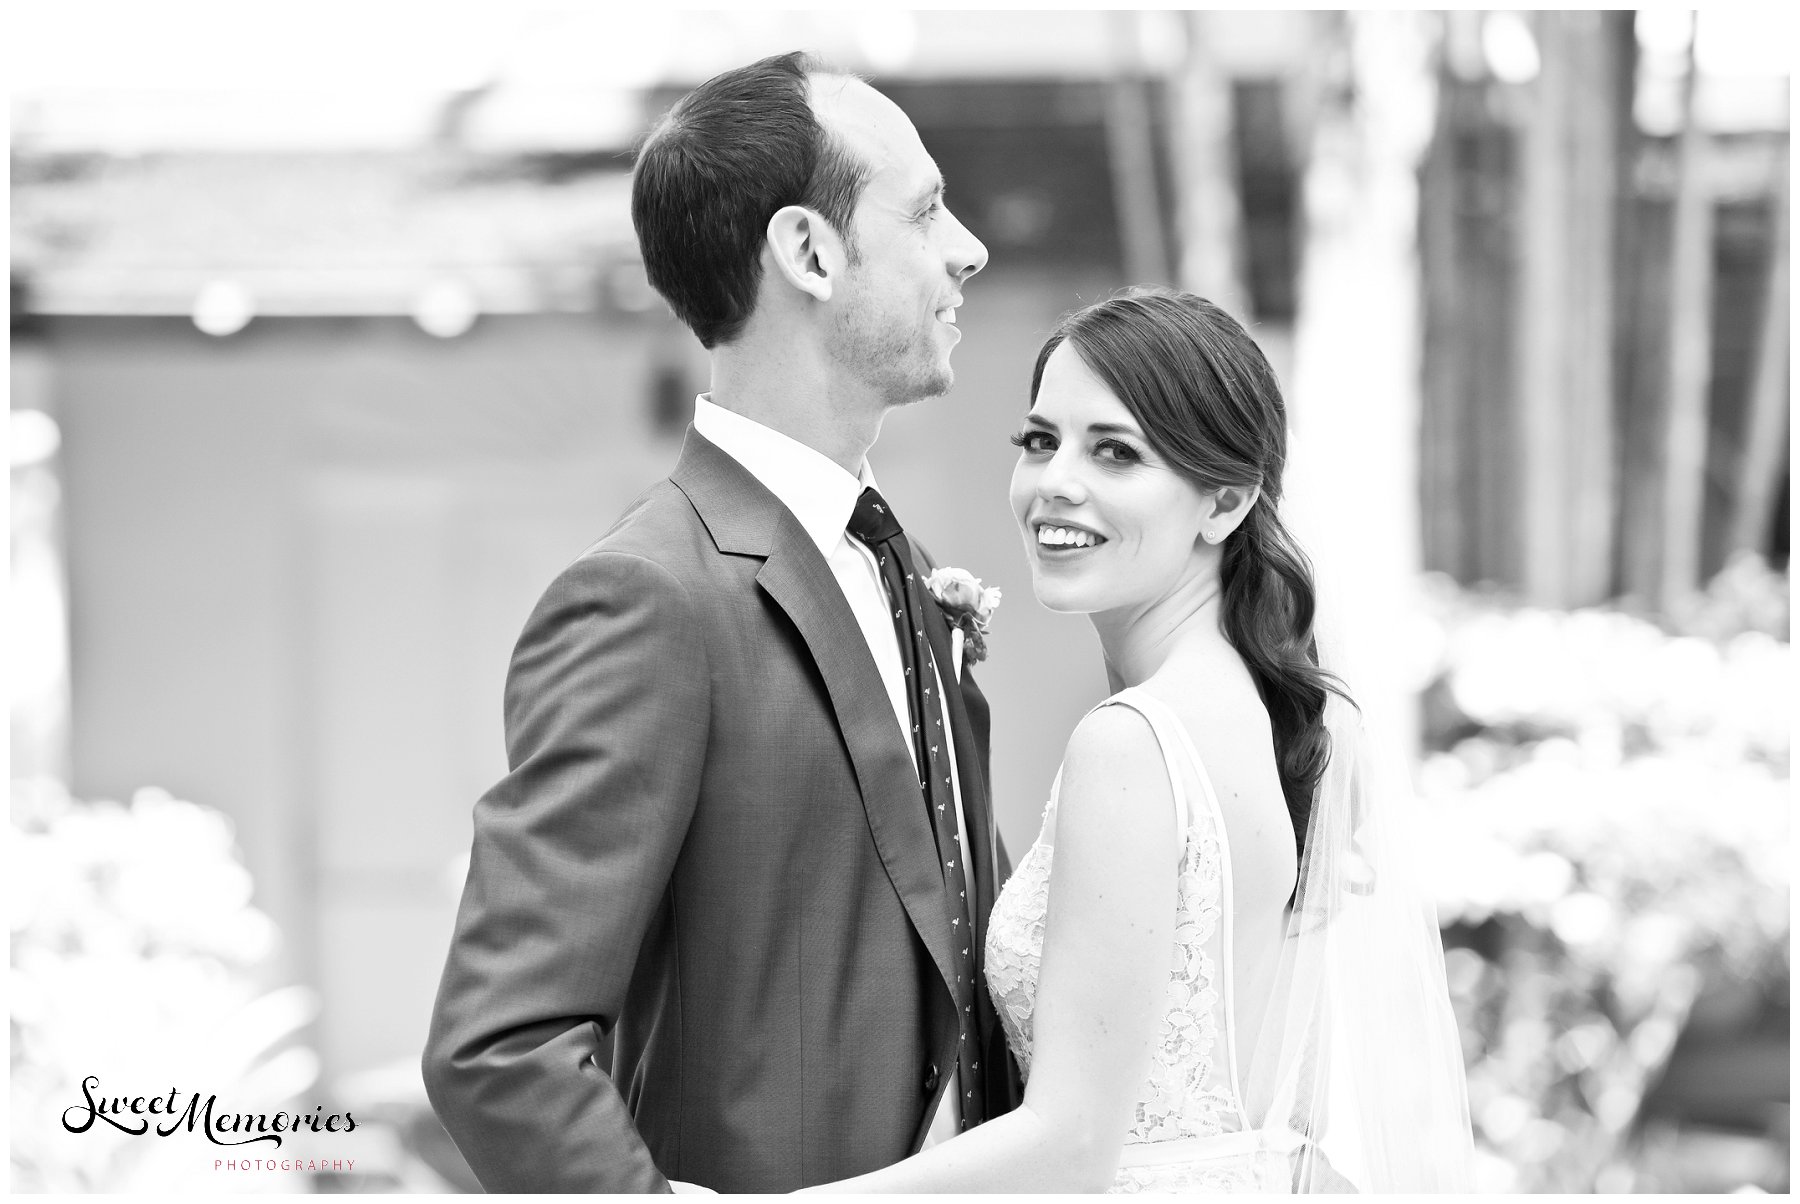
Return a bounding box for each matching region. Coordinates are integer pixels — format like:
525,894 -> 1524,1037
1031,519 -> 1108,556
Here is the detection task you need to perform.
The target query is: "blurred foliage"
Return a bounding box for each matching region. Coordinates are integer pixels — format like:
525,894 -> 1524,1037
1417,555 -> 1790,1192
9,780 -> 319,1193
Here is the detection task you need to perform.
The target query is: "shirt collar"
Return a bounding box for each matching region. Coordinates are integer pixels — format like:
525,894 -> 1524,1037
692,394 -> 879,559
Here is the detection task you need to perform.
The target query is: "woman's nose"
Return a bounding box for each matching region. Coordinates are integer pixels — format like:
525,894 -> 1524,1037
1035,447 -> 1087,504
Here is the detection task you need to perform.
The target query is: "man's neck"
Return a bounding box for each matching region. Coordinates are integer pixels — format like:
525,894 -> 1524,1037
708,344 -> 884,476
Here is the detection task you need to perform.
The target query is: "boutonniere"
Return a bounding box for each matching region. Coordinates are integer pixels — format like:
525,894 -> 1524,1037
923,567 -> 1001,665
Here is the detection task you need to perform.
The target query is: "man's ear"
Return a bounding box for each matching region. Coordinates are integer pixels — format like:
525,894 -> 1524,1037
764,205 -> 845,303
1200,483 -> 1261,545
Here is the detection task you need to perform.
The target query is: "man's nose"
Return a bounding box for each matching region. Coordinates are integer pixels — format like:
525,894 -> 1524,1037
944,207 -> 989,282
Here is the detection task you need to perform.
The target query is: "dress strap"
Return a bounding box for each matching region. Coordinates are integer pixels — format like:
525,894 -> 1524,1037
1097,687 -> 1252,1130
1092,689 -> 1192,845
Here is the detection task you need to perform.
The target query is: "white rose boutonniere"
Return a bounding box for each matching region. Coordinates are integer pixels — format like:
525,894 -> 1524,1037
924,566 -> 1001,667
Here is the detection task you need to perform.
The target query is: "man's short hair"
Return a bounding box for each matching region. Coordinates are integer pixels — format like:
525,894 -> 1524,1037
632,51 -> 872,349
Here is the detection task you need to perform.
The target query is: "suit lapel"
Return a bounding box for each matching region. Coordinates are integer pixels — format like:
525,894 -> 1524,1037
672,431 -> 961,1004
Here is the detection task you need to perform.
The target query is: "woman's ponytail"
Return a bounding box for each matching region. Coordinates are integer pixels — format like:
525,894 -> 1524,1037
1220,504 -> 1344,858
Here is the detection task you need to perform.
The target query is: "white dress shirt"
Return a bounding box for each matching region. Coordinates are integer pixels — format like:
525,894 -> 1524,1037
693,395 -> 972,1145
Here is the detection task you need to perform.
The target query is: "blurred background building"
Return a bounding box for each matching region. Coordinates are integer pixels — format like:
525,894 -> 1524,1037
10,6 -> 1790,1193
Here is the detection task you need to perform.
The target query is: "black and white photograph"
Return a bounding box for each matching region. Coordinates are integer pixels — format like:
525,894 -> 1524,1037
9,5 -> 1791,1194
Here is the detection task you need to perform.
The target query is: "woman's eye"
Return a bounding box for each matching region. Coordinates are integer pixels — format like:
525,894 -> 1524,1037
1096,438 -> 1142,464
1009,429 -> 1054,454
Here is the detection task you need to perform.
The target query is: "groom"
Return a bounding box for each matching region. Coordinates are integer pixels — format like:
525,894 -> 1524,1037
423,52 -> 1019,1192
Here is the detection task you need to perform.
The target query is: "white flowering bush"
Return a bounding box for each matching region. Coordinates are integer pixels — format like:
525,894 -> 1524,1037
10,780 -> 320,1193
1417,557 -> 1790,1192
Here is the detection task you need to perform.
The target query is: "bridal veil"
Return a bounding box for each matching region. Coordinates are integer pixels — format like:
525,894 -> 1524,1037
1241,685 -> 1476,1190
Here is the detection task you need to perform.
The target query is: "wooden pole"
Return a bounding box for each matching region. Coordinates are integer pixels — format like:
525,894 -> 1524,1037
1515,11 -> 1624,607
1609,13 -> 1646,601
1418,34 -> 1471,583
1515,11 -> 1576,605
1563,12 -> 1626,605
1727,147 -> 1790,559
8,341 -> 72,786
1104,13 -> 1173,287
1283,11 -> 1434,749
1615,158 -> 1671,607
1659,19 -> 1715,607
1167,10 -> 1250,317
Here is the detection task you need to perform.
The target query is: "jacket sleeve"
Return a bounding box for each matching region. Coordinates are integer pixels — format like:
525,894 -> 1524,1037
422,550 -> 709,1192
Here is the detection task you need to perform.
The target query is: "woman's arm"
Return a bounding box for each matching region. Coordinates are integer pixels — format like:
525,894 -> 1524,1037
806,705 -> 1177,1193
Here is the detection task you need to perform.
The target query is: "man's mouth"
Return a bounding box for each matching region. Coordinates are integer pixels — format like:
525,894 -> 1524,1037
935,307 -> 957,325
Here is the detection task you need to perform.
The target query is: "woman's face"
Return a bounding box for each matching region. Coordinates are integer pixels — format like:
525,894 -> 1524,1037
1009,343 -> 1212,616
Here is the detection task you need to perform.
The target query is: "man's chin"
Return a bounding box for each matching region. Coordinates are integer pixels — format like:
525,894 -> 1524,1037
898,364 -> 955,405
866,355 -> 954,408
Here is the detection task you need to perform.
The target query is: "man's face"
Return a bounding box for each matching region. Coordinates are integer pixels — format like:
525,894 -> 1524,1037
813,79 -> 989,406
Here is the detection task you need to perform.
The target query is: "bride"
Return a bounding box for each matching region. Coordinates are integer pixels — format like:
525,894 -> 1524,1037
809,289 -> 1473,1193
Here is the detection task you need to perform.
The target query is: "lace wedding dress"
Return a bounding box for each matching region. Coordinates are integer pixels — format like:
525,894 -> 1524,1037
983,688 -> 1302,1193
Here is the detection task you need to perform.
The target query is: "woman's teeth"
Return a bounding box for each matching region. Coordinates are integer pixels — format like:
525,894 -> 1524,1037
1038,525 -> 1101,548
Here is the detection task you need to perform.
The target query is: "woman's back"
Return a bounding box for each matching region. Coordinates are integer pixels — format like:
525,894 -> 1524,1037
984,669 -> 1302,1192
1143,651 -> 1296,1081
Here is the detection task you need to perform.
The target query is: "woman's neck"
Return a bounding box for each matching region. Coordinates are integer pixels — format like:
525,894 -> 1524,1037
1093,566 -> 1227,693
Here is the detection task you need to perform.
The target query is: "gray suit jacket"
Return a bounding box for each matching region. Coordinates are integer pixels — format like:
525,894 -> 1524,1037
423,429 -> 1020,1192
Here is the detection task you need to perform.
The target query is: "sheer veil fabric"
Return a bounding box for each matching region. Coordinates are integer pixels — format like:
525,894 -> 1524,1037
1241,679 -> 1476,1191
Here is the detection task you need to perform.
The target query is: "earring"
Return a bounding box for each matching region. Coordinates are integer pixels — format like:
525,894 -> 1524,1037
1205,530 -> 1217,543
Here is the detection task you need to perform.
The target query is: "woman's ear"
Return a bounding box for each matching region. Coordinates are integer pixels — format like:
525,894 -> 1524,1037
1199,484 -> 1260,545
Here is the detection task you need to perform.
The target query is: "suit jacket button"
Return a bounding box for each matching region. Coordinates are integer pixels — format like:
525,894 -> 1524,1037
924,1064 -> 940,1094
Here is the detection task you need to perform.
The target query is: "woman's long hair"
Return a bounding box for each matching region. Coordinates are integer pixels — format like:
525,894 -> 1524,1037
1029,288 -> 1352,858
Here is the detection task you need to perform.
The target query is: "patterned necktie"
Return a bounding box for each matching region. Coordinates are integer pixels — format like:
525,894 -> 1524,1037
846,486 -> 984,1130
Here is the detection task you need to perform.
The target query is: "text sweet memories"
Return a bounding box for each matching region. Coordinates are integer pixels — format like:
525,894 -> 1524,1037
62,1076 -> 356,1148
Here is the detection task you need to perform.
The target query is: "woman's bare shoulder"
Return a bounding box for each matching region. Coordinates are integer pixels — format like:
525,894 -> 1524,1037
1058,700 -> 1164,788
1046,701 -> 1186,882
